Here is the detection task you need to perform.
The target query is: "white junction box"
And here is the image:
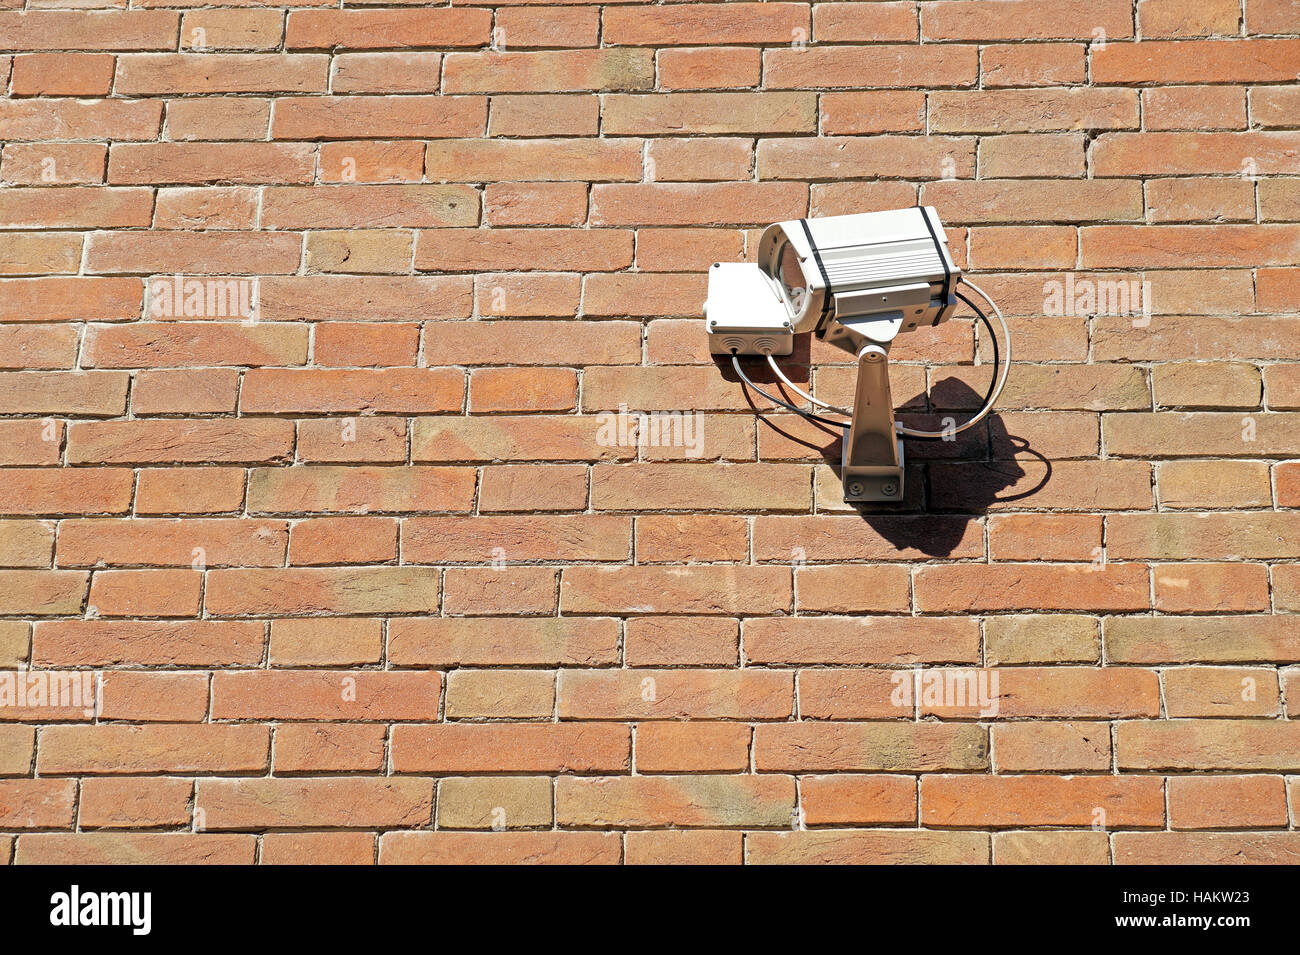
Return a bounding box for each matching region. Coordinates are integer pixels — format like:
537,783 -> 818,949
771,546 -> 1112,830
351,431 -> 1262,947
703,262 -> 794,356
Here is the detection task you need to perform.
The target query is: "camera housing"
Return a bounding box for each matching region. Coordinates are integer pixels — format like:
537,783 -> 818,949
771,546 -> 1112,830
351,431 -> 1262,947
705,206 -> 961,357
705,206 -> 967,504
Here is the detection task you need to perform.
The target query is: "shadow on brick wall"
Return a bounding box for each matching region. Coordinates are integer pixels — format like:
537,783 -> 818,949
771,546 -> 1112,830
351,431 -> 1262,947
755,376 -> 1053,557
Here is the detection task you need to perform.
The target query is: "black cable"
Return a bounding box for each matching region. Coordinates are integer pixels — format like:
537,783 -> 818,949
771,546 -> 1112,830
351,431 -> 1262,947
729,282 -> 1003,438
730,352 -> 847,429
902,288 -> 1000,440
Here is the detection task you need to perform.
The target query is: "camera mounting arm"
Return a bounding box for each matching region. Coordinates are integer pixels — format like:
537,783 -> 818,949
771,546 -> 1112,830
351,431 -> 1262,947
840,317 -> 905,502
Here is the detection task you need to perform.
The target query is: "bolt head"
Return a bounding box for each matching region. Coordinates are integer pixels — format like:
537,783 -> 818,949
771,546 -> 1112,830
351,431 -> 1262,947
882,482 -> 898,496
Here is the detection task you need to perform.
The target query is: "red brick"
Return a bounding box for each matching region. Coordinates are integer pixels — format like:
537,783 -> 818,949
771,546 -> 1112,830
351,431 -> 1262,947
243,368 -> 462,414
248,466 -> 474,515
0,99 -> 161,142
416,228 -> 632,271
99,672 -> 209,722
269,617 -> 385,666
604,92 -> 816,135
1093,38 -> 1300,84
484,182 -> 588,226
259,276 -> 472,322
424,322 -> 638,367
748,830 -> 987,864
763,44 -> 976,89
38,724 -> 270,775
470,367 -> 577,413
333,52 -> 442,94
559,669 -> 792,720
802,775 -> 916,825
380,831 -> 620,865
443,49 -> 654,93
488,95 -> 600,137
391,723 -> 630,773
605,3 -> 808,46
314,322 -> 419,366
980,43 -> 1086,87
285,8 -> 489,50
747,616 -> 979,665
32,620 -> 263,667
495,6 -> 600,48
180,9 -> 282,51
994,722 -> 1111,772
1118,720 -> 1300,771
67,420 -> 295,465
923,775 -> 1164,828
11,52 -> 114,95
165,100 -> 269,141
658,47 -> 761,90
556,775 -> 794,828
88,568 -> 202,617
0,780 -> 77,828
389,616 -> 619,667
562,565 -> 790,615
914,564 -> 1150,612
0,10 -> 179,51
212,670 -> 440,721
206,567 -> 440,616
289,518 -> 398,567
755,722 -> 988,772
79,778 -> 192,829
922,0 -> 1133,40
109,142 -> 314,186
3,143 -> 107,185
16,834 -> 256,865
442,566 -> 558,614
262,832 -> 376,866
274,724 -> 386,774
635,723 -> 750,773
626,831 -> 743,865
0,469 -> 133,516
591,182 -> 808,226
135,468 -> 246,516
117,53 -> 329,94
1169,776 -> 1288,829
198,778 -> 432,829
132,368 -> 239,415
83,323 -> 308,368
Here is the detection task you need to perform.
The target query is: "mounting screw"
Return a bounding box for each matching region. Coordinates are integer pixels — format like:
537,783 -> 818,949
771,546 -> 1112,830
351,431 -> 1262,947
882,482 -> 898,496
709,320 -> 716,327
783,321 -> 791,328
848,481 -> 864,497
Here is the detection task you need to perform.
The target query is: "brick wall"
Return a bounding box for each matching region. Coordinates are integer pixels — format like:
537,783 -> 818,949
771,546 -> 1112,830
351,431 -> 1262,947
2,0 -> 1299,865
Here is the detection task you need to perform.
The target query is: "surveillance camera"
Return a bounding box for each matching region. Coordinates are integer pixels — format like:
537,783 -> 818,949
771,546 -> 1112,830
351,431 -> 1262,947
705,206 -> 961,357
705,206 -> 1009,504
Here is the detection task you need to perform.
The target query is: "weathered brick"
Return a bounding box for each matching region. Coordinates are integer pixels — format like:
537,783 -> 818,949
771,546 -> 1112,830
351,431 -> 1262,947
38,724 -> 269,775
206,567 -> 440,616
198,778 -> 433,829
211,670 -> 440,720
557,775 -> 794,828
559,669 -> 792,720
391,723 -> 630,774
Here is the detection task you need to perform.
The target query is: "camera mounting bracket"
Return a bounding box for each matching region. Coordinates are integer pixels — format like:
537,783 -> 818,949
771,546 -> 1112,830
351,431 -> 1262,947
839,314 -> 905,502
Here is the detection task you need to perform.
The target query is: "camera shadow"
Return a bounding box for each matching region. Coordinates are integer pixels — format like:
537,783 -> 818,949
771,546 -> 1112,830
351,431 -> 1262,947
754,375 -> 1052,558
